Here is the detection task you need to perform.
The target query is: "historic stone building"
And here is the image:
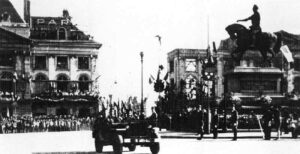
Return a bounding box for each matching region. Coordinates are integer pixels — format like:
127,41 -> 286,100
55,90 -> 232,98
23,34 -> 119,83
29,11 -> 101,116
0,0 -> 101,117
0,0 -> 31,117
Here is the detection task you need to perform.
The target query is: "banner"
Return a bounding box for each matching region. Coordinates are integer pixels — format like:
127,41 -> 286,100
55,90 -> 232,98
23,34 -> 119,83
280,45 -> 294,62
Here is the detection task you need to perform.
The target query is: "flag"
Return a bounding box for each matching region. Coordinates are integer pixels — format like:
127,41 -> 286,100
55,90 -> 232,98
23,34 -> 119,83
155,35 -> 161,45
149,77 -> 153,84
163,72 -> 169,81
213,41 -> 217,53
13,72 -> 18,80
149,75 -> 155,84
280,45 -> 294,62
95,75 -> 101,81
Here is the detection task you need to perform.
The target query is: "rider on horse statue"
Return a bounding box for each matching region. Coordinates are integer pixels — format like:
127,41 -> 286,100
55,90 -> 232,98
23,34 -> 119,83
237,4 -> 261,48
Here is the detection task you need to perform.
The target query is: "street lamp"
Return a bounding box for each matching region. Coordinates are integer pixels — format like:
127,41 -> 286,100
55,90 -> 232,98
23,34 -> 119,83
140,52 -> 144,115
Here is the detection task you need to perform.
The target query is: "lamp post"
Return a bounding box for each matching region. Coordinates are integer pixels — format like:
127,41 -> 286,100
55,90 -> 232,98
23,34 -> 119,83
140,52 -> 144,115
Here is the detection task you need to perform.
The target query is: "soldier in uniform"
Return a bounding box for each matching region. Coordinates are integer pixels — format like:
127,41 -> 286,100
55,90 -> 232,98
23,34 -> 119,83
212,109 -> 219,139
262,107 -> 273,140
237,4 -> 261,48
231,106 -> 238,140
196,105 -> 204,140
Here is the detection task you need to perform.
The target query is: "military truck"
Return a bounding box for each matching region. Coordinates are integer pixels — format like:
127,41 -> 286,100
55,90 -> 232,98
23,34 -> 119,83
93,118 -> 160,154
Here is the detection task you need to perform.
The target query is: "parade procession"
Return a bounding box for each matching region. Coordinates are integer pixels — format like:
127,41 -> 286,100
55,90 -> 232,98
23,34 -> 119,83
1,0 -> 300,154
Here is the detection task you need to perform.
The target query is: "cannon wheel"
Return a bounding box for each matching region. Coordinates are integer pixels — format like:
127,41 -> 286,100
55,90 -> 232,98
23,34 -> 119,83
150,143 -> 160,154
94,138 -> 103,153
113,134 -> 123,154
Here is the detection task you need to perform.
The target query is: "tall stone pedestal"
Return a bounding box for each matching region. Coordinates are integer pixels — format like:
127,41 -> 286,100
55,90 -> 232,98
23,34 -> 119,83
225,66 -> 283,95
224,50 -> 284,114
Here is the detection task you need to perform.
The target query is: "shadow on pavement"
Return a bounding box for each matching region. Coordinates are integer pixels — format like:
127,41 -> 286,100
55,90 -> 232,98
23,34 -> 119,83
33,151 -> 150,154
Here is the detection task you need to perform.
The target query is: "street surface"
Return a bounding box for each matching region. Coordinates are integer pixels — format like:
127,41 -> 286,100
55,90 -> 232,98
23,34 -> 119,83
0,131 -> 300,154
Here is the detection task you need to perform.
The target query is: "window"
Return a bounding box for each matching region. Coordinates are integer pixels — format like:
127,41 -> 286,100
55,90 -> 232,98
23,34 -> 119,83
58,28 -> 66,40
0,54 -> 14,67
0,72 -> 14,92
185,59 -> 197,72
79,75 -> 89,92
35,56 -> 46,69
294,77 -> 300,94
57,75 -> 69,92
169,60 -> 174,73
37,19 -> 45,24
35,74 -> 47,81
78,57 -> 89,70
294,59 -> 300,71
57,57 -> 68,70
34,74 -> 48,94
185,75 -> 197,100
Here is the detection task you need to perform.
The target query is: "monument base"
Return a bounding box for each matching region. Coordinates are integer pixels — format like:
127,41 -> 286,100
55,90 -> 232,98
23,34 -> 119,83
225,66 -> 283,95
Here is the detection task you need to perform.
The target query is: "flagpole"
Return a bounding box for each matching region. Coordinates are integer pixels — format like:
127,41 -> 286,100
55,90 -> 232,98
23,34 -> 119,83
140,52 -> 144,116
207,15 -> 210,47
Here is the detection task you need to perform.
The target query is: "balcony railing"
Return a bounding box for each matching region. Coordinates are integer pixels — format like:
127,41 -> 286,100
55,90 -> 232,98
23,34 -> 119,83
32,80 -> 93,96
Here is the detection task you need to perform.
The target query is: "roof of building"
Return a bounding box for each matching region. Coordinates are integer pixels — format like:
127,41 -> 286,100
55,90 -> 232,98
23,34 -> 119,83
0,26 -> 31,43
0,0 -> 24,23
167,48 -> 208,59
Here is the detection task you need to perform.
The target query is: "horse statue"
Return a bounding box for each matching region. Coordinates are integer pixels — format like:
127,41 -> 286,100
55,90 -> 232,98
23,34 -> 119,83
225,23 -> 282,66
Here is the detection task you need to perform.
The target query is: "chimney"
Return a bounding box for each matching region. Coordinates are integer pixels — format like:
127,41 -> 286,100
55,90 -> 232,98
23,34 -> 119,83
24,0 -> 30,24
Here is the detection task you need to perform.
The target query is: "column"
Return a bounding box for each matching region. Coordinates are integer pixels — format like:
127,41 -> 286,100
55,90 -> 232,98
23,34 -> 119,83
70,56 -> 77,80
216,57 -> 224,97
48,56 -> 55,80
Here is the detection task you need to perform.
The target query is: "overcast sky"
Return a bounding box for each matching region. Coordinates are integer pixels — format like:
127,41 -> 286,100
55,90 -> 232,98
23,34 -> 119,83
10,0 -> 300,104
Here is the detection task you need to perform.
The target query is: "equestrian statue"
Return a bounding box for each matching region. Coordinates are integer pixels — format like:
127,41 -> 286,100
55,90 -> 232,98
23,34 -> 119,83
225,5 -> 282,66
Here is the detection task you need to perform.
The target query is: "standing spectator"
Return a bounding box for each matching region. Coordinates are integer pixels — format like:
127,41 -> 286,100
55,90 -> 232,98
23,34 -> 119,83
212,109 -> 219,139
288,113 -> 298,139
196,105 -> 204,140
231,106 -> 238,141
273,105 -> 281,140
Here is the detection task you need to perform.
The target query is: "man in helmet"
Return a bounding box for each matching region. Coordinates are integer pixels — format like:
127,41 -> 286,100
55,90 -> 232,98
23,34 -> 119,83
237,5 -> 261,48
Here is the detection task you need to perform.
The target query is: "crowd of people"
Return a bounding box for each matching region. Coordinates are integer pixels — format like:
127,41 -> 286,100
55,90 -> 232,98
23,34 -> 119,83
0,115 -> 94,134
1,104 -> 300,141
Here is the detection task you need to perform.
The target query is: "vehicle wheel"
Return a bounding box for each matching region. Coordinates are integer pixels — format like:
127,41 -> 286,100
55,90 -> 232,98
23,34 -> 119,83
150,143 -> 160,154
95,139 -> 103,153
113,135 -> 123,154
128,138 -> 136,151
128,144 -> 136,151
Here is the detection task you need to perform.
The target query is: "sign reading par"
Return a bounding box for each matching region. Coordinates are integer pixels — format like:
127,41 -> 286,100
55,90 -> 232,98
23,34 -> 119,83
35,18 -> 70,25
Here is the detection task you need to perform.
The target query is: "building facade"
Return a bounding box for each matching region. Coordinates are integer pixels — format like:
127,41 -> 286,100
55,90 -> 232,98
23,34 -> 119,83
0,0 -> 101,117
0,0 -> 31,117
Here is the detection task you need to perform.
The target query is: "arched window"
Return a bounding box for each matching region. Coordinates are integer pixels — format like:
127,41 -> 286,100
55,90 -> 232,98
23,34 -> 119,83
58,28 -> 66,40
185,75 -> 197,100
57,74 -> 69,92
79,75 -> 89,92
0,72 -> 14,92
35,74 -> 47,81
34,73 -> 49,94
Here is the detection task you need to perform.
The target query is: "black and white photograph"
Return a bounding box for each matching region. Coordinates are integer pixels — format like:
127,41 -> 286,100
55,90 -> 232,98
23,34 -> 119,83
1,0 -> 300,153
